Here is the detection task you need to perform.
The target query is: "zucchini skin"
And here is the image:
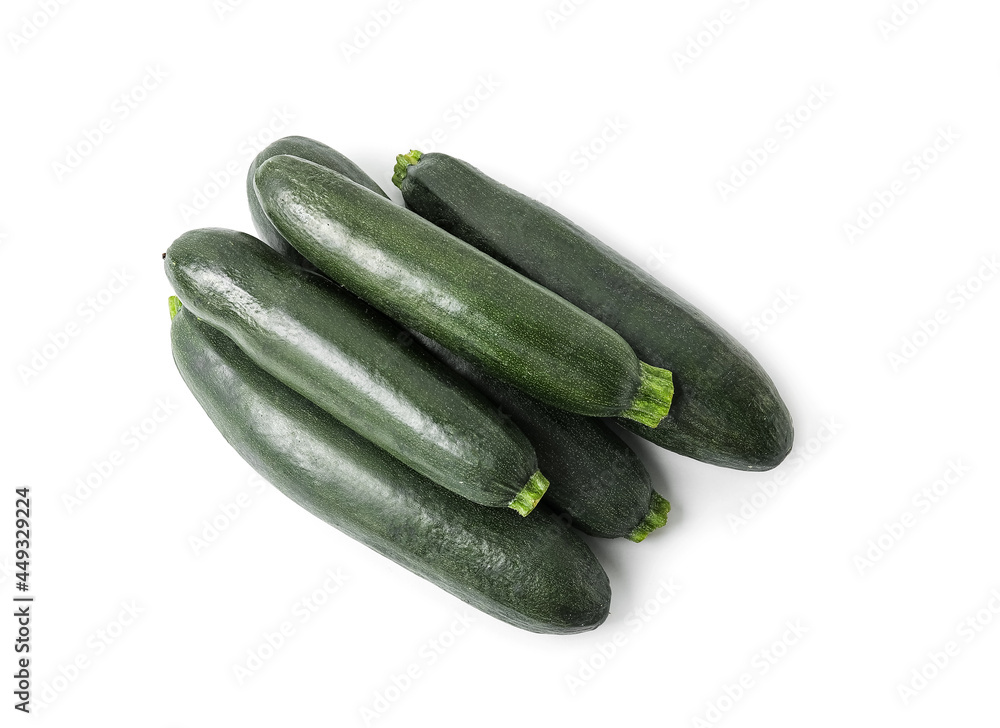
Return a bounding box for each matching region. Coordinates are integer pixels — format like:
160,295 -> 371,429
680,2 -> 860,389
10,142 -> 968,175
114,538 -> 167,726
395,153 -> 793,471
170,309 -> 611,634
414,332 -> 666,540
164,227 -> 543,512
252,154 -> 673,424
246,136 -> 388,270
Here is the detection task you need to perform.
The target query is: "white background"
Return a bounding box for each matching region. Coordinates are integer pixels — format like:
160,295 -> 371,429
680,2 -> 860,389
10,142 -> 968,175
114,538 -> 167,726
3,0 -> 999,725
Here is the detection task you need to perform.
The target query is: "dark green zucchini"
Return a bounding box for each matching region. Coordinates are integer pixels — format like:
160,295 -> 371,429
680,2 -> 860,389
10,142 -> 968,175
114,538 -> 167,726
252,154 -> 674,427
246,136 -> 388,271
393,151 -> 793,471
169,303 -> 610,634
414,332 -> 669,541
241,142 -> 668,541
164,228 -> 548,515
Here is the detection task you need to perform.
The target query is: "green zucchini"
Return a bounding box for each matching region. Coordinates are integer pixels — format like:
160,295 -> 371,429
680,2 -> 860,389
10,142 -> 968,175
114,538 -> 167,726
246,136 -> 388,271
241,142 -> 668,541
393,151 -> 793,471
169,303 -> 610,634
252,154 -> 674,427
414,332 -> 669,541
164,228 -> 549,515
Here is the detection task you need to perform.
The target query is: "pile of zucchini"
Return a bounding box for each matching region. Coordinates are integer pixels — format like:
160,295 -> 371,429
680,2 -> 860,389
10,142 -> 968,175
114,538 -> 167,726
165,136 -> 792,635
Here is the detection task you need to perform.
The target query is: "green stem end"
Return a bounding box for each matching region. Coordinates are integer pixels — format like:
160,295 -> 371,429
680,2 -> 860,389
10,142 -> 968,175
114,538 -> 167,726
627,491 -> 671,543
392,149 -> 424,189
621,362 -> 674,428
509,471 -> 550,517
168,295 -> 183,320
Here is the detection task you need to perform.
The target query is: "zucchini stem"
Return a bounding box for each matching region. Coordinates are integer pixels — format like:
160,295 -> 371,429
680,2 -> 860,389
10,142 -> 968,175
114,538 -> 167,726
509,471 -> 550,516
627,491 -> 670,542
621,362 -> 674,428
168,295 -> 183,320
392,149 -> 424,189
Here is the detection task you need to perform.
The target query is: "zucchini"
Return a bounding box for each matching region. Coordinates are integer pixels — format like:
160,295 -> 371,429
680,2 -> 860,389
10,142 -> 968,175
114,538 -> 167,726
164,228 -> 549,515
252,154 -> 674,427
246,136 -> 388,271
414,332 -> 669,541
393,151 -> 794,471
169,303 -> 611,634
241,141 -> 668,541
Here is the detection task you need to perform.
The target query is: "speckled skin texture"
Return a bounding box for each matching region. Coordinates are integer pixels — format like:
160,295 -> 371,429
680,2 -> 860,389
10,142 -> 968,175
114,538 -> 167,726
171,310 -> 611,634
399,154 -> 794,471
416,332 -> 661,539
253,154 -> 656,419
246,136 -> 388,271
164,228 -> 538,509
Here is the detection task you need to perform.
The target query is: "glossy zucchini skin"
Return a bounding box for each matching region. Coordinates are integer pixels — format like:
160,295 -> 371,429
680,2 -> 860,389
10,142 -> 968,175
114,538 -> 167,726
170,308 -> 611,634
246,136 -> 388,270
394,152 -> 793,471
414,332 -> 669,541
164,227 -> 546,513
252,154 -> 674,426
